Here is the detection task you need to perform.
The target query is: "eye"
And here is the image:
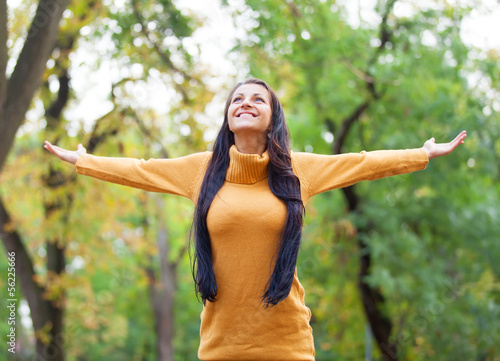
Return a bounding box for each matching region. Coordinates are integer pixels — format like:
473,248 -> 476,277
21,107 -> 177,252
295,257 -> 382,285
255,97 -> 264,103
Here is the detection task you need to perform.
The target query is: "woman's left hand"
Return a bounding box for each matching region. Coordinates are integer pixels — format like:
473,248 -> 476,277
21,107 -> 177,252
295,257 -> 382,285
423,130 -> 467,160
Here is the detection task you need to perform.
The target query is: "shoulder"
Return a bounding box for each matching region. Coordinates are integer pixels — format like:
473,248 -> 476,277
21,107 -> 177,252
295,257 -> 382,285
291,150 -> 336,166
290,150 -> 346,183
184,150 -> 212,161
165,150 -> 212,166
290,150 -> 330,178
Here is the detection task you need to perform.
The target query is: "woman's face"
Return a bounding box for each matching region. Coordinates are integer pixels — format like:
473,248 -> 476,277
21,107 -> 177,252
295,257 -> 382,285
227,83 -> 272,140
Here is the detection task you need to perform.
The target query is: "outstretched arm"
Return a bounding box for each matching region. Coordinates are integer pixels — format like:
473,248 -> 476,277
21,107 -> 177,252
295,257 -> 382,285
44,141 -> 86,164
292,130 -> 467,201
423,130 -> 467,160
43,140 -> 211,200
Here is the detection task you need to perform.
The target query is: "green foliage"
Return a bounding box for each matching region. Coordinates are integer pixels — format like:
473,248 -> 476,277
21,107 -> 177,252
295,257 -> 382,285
2,0 -> 211,359
2,0 -> 499,360
230,0 -> 500,359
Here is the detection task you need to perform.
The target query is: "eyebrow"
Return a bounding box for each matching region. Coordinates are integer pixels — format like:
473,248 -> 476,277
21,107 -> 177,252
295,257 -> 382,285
233,92 -> 267,98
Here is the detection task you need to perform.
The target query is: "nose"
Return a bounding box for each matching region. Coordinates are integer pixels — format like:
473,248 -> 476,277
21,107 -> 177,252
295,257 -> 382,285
241,97 -> 252,107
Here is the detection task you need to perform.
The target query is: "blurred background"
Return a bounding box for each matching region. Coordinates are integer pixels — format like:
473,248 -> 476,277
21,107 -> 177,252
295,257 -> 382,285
0,0 -> 499,360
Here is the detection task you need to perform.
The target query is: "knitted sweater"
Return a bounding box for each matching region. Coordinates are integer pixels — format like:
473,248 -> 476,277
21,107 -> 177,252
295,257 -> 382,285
75,144 -> 429,360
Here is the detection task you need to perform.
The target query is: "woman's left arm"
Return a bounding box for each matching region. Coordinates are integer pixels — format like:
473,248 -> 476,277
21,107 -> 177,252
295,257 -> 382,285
423,130 -> 467,160
292,130 -> 467,201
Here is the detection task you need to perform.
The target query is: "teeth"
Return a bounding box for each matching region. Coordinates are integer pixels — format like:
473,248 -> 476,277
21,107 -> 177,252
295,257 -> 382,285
238,113 -> 254,118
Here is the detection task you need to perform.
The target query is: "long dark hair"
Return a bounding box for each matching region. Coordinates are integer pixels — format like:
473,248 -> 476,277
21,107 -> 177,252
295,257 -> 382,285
191,78 -> 304,307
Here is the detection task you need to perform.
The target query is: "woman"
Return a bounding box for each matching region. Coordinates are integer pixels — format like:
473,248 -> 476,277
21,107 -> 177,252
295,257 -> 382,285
44,78 -> 466,360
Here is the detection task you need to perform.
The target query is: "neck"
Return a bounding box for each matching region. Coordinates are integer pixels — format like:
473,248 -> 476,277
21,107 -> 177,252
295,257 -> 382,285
234,134 -> 267,155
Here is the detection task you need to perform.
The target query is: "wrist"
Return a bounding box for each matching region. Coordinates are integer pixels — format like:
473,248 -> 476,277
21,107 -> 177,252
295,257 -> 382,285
72,153 -> 82,165
422,147 -> 431,160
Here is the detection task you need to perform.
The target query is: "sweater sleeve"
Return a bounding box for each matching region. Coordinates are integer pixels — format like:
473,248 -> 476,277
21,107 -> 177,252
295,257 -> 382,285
291,148 -> 429,201
75,151 -> 211,201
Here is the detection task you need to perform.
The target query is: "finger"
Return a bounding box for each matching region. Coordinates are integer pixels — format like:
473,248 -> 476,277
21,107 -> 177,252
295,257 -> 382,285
451,131 -> 467,146
448,135 -> 466,151
44,141 -> 53,151
47,145 -> 62,155
51,145 -> 67,152
44,141 -> 60,151
453,130 -> 467,142
44,142 -> 57,154
459,133 -> 467,144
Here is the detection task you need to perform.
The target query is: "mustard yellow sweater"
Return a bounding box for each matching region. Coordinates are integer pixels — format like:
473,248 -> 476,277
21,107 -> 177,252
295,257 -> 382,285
75,144 -> 428,361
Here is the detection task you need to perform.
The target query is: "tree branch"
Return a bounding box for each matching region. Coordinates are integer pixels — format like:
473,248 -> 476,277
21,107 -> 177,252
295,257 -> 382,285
332,101 -> 370,155
331,2 -> 397,155
126,108 -> 170,158
287,2 -> 302,18
378,0 -> 397,52
46,72 -> 70,128
341,60 -> 375,84
130,0 -> 192,104
364,0 -> 397,100
0,0 -> 70,171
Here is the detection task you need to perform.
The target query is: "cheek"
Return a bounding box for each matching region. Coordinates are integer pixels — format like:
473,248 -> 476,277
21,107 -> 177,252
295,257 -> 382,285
263,112 -> 272,128
227,115 -> 236,131
227,106 -> 237,124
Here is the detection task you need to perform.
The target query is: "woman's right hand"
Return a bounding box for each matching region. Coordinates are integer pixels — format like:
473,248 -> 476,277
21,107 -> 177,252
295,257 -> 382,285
44,141 -> 87,165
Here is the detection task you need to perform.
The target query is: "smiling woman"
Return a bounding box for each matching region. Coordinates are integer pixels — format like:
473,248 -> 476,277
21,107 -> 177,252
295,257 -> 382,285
227,83 -> 273,154
43,78 -> 466,361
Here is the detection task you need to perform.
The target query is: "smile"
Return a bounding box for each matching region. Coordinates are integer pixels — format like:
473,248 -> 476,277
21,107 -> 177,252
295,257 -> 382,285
236,112 -> 258,118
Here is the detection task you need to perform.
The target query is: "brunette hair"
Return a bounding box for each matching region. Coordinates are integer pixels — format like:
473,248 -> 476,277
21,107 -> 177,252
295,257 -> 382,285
191,78 -> 304,307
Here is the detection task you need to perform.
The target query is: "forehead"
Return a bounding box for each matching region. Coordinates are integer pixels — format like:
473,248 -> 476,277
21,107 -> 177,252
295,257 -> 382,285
233,83 -> 270,99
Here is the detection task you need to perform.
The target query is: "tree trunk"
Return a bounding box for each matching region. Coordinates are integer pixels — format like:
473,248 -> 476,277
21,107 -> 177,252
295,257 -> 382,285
35,242 -> 66,361
330,104 -> 398,361
0,69 -> 71,361
0,201 -> 47,332
0,0 -> 70,171
131,117 -> 184,361
35,68 -> 71,361
144,195 -> 178,361
0,6 -> 71,342
0,0 -> 7,112
324,2 -> 399,358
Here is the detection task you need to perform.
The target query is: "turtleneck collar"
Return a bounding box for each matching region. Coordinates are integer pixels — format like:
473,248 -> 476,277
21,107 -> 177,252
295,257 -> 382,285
226,145 -> 270,184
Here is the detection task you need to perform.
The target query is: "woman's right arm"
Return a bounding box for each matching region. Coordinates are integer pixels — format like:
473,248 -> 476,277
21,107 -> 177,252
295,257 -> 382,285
43,141 -> 210,200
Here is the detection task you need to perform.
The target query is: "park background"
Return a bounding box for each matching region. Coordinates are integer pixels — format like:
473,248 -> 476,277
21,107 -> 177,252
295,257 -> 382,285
0,0 -> 499,360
